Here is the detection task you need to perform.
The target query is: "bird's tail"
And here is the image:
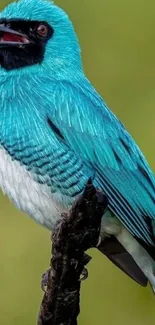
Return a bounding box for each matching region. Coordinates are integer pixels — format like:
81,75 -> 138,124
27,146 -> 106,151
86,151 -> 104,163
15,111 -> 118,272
151,285 -> 155,295
98,236 -> 148,286
99,212 -> 155,292
116,225 -> 155,294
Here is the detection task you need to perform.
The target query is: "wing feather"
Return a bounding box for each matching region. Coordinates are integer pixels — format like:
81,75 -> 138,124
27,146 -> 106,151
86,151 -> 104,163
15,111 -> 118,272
47,79 -> 155,245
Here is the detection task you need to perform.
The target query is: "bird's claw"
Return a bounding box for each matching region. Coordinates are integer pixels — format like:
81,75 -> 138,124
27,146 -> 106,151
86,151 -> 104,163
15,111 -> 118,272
41,269 -> 50,292
96,235 -> 102,247
79,267 -> 88,281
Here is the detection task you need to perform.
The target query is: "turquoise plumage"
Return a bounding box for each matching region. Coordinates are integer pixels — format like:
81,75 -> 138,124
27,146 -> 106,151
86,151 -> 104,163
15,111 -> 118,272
0,0 -> 155,289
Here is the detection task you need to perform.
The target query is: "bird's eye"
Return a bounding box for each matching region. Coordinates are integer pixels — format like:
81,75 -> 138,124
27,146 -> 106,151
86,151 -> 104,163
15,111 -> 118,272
37,24 -> 48,38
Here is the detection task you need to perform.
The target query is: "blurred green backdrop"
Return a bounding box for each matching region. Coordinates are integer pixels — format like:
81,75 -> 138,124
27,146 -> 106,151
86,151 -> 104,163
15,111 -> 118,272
0,0 -> 155,324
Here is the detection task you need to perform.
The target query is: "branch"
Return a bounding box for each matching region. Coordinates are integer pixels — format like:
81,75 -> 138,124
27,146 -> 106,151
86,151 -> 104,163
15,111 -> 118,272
38,180 -> 108,325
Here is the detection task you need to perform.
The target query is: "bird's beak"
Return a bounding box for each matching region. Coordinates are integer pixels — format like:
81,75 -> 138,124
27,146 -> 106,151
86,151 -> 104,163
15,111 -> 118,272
0,24 -> 30,47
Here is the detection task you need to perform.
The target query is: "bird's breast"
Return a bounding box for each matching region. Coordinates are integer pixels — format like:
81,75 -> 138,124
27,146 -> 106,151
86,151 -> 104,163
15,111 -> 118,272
0,146 -> 72,230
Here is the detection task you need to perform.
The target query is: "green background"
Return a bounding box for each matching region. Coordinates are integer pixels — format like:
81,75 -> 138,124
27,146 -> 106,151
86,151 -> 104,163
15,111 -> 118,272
0,0 -> 155,324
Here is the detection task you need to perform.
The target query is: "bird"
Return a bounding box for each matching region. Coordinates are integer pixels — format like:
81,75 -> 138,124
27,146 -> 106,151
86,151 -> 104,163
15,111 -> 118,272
0,0 -> 155,291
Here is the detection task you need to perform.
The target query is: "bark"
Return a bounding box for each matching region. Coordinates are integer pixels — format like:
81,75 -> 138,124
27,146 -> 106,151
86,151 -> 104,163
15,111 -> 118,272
38,180 -> 108,325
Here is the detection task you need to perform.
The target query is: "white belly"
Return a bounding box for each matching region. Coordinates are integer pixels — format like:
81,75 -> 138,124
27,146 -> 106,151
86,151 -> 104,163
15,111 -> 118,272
0,147 -> 71,230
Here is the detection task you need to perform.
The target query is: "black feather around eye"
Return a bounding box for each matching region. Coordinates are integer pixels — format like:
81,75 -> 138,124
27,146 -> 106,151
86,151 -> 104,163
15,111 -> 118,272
0,19 -> 54,70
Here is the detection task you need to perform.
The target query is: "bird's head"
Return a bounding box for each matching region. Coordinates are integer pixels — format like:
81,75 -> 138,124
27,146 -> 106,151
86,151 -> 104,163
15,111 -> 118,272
0,0 -> 82,76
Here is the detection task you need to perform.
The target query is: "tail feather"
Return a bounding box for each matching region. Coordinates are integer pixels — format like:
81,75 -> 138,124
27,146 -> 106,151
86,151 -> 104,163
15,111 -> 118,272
99,236 -> 148,286
116,225 -> 155,291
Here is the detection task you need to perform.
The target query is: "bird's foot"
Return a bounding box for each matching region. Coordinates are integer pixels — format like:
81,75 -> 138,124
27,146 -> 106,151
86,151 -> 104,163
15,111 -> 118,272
79,267 -> 88,281
96,235 -> 102,247
41,269 -> 50,292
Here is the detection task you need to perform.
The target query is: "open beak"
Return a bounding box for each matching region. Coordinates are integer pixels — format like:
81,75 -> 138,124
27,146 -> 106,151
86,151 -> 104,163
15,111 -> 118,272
0,24 -> 30,47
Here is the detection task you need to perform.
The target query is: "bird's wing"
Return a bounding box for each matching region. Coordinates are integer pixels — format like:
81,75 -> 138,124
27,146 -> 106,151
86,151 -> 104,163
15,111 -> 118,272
47,79 -> 155,245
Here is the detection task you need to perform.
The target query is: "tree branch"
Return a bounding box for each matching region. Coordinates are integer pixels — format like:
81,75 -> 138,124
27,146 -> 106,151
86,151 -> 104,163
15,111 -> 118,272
38,180 -> 108,325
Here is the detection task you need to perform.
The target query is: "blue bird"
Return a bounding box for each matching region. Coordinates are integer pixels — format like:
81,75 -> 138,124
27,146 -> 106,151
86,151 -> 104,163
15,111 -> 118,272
0,0 -> 155,291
